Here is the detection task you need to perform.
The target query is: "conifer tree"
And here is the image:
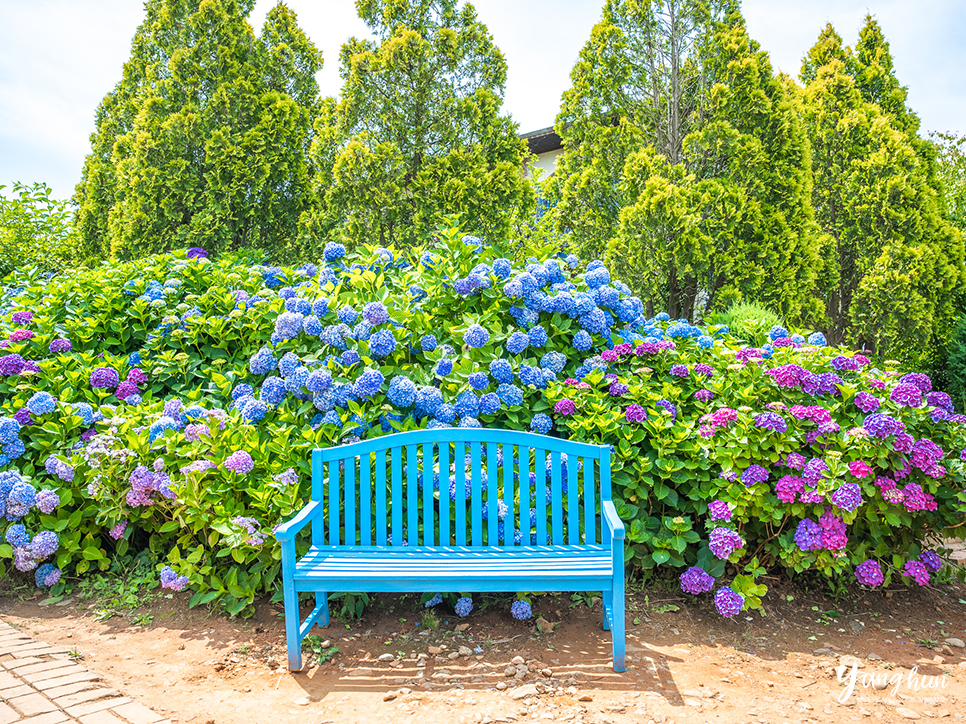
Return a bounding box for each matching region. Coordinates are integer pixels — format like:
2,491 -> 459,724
798,28 -> 964,362
303,0 -> 533,249
73,0 -> 323,259
554,1 -> 823,322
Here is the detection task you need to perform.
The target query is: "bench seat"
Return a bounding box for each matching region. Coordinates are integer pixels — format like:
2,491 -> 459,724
293,544 -> 613,591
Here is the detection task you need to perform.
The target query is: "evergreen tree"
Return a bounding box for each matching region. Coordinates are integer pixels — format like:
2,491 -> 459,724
554,1 -> 823,322
73,0 -> 323,259
303,0 -> 533,249
798,30 -> 964,363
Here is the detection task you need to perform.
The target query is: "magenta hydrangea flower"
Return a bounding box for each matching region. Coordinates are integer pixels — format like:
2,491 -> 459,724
899,373 -> 932,394
694,388 -> 714,401
848,460 -> 872,478
785,452 -> 806,470
775,474 -> 803,503
127,368 -> 148,384
854,560 -> 884,587
889,383 -> 922,408
818,509 -> 848,550
853,391 -> 880,413
903,560 -> 930,586
693,364 -> 714,377
910,438 -> 943,472
710,408 -> 737,428
224,450 -> 255,475
9,329 -> 34,343
714,587 -> 744,617
708,527 -> 744,559
679,566 -> 715,595
625,404 -> 647,423
554,399 -> 576,416
901,483 -> 937,512
707,500 -> 732,521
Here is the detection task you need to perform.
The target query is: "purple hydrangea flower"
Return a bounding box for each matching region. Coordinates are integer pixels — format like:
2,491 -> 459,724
160,565 -> 189,591
754,412 -> 787,434
28,530 -> 58,559
625,404 -> 647,423
830,483 -> 862,512
903,560 -> 930,586
854,560 -> 884,587
455,597 -> 473,617
90,367 -> 120,389
920,551 -> 942,573
853,391 -> 881,413
224,450 -> 255,475
794,519 -> 823,551
714,587 -> 744,618
707,500 -> 732,521
741,464 -> 769,486
680,566 -> 715,595
890,383 -> 922,408
510,600 -> 533,620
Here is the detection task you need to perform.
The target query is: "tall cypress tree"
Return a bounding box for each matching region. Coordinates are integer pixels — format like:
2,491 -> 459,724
555,1 -> 823,322
73,0 -> 323,259
303,0 -> 533,249
799,28 -> 964,362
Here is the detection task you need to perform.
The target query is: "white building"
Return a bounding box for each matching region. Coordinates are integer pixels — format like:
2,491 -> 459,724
520,126 -> 563,180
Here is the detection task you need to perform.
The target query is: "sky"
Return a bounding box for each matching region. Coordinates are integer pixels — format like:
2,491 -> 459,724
1,0 -> 963,201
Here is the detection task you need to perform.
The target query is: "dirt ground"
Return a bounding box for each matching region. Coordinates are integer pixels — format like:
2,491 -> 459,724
3,570 -> 966,724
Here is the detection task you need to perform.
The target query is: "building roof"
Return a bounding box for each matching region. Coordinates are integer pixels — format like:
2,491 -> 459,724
520,126 -> 562,155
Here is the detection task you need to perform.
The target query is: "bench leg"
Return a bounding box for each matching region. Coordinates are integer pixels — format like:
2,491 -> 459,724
315,592 -> 329,629
601,590 -> 612,631
284,581 -> 302,671
610,583 -> 625,672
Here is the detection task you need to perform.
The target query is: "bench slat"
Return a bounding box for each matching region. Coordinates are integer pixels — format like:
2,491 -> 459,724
439,441 -> 450,546
519,446 -> 530,546
568,453 -> 578,545
455,441 -> 466,546
360,453 -> 371,546
470,441 -> 482,546
311,449 -> 324,547
550,450 -> 562,545
328,459 -> 339,546
486,441 -> 498,544
535,448 -> 547,545
391,446 -> 402,545
422,442 -> 434,547
407,444 -> 418,547
375,449 -> 387,546
345,454 -> 356,546
502,442 -> 514,546
584,456 -> 596,545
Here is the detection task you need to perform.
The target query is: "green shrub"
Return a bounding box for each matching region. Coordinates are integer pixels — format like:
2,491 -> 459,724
706,300 -> 786,347
0,182 -> 77,278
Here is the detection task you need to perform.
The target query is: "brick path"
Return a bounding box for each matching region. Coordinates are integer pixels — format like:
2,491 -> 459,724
0,619 -> 168,724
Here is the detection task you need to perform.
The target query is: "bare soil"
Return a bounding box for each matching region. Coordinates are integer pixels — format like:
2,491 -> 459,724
4,570 -> 966,724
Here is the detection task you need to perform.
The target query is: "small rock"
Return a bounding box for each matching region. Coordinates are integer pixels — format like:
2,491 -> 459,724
536,617 -> 556,633
945,638 -> 965,648
429,646 -> 443,655
840,655 -> 863,668
867,653 -> 883,661
459,646 -> 473,657
510,684 -> 540,700
934,655 -> 946,664
384,691 -> 398,701
455,623 -> 470,632
813,648 -> 834,657
448,652 -> 460,660
541,668 -> 552,678
379,653 -> 395,662
398,687 -> 412,694
294,696 -> 318,705
873,678 -> 889,691
320,640 -> 332,649
896,708 -> 921,720
514,670 -> 527,680
496,682 -> 507,690
511,656 -> 525,665
578,694 -> 593,702
504,667 -> 516,677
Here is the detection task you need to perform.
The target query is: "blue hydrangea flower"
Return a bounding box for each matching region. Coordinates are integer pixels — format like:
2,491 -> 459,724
506,331 -> 529,355
420,334 -> 437,352
519,365 -> 545,388
464,324 -> 490,349
697,335 -> 714,349
496,384 -> 523,407
231,384 -> 254,401
71,403 -> 95,425
307,369 -> 332,393
769,325 -> 788,341
363,302 -> 389,325
249,347 -> 276,375
241,399 -> 268,423
5,523 -> 29,547
436,358 -> 454,376
324,242 -> 346,261
584,266 -> 610,289
0,417 -> 20,444
337,305 -> 359,326
540,351 -> 566,374
332,383 -> 355,409
510,600 -> 532,620
369,329 -> 397,359
278,352 -> 300,378
455,391 -> 480,419
27,392 -> 57,416
528,326 -> 548,347
260,377 -> 287,405
312,298 -> 329,317
807,331 -> 827,346
489,359 -> 514,384
579,308 -> 609,336
387,376 -> 416,407
148,417 -> 179,442
459,417 -> 481,428
479,392 -> 500,415
274,312 -> 304,340
468,372 -> 489,390
435,403 -> 457,424
303,315 -> 323,336
530,413 -> 552,434
415,386 -> 444,418
493,258 -> 512,279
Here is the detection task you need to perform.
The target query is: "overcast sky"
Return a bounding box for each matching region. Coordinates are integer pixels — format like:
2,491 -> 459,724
1,0 -> 963,200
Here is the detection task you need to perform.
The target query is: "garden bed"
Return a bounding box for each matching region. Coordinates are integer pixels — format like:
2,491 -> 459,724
3,574 -> 966,724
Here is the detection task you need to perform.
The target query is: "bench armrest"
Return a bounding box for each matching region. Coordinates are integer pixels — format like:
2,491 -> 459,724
275,501 -> 324,543
602,501 -> 625,541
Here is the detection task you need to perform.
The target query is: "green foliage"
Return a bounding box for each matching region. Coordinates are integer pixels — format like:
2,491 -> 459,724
0,183 -> 77,278
303,0 -> 534,249
798,21 -> 964,367
77,555 -> 161,622
944,316 -> 966,413
932,131 -> 966,233
708,300 -> 785,347
552,2 -> 824,324
72,0 -> 324,261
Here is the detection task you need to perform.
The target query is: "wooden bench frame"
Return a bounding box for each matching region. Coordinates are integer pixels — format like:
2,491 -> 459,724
276,428 -> 626,671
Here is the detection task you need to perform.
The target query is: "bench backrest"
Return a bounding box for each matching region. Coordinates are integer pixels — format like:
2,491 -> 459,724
310,428 -> 611,548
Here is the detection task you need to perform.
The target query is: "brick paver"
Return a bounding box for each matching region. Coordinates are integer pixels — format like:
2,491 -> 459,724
0,619 -> 165,724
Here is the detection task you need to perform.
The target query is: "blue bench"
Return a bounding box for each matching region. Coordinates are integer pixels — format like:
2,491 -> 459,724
276,428 -> 625,671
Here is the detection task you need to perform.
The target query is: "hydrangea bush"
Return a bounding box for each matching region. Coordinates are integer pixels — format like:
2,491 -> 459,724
1,225 -> 964,620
